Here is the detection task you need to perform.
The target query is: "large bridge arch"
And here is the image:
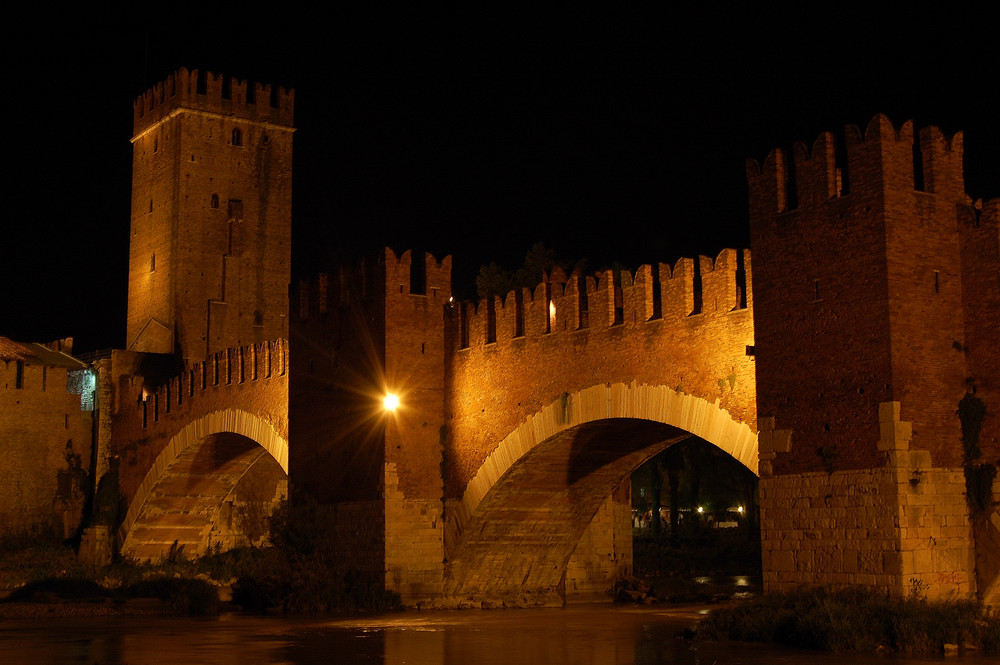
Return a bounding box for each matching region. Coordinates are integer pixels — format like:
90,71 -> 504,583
119,409 -> 288,559
444,382 -> 757,600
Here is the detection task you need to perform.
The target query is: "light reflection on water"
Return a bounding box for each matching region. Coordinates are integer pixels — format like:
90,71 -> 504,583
1,605 -> 995,665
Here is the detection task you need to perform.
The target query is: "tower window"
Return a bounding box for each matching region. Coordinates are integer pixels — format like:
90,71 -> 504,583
150,253 -> 155,272
228,199 -> 243,222
211,194 -> 219,209
232,128 -> 242,146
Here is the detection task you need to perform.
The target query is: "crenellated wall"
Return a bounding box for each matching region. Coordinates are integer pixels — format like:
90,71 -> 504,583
445,248 -> 756,500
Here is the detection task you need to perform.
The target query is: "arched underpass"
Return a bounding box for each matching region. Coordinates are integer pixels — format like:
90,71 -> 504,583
120,429 -> 287,561
444,418 -> 752,602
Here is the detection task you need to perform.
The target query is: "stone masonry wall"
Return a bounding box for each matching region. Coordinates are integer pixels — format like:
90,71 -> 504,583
761,467 -> 974,599
565,479 -> 632,601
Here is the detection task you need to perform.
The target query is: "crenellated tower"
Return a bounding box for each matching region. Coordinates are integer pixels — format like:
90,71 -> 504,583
290,248 -> 454,602
749,115 -> 997,600
126,68 -> 294,361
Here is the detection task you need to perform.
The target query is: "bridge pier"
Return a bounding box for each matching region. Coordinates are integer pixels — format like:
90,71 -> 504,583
564,479 -> 633,602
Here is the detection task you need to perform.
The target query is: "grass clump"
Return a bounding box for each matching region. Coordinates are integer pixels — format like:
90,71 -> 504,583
697,586 -> 1000,656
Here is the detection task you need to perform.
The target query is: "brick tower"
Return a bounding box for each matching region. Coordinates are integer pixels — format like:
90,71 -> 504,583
748,115 -> 997,600
290,249 -> 453,603
126,68 -> 294,361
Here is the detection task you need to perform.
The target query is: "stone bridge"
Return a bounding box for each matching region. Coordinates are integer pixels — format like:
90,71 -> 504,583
109,340 -> 288,560
101,114 -> 997,608
443,249 -> 757,601
292,247 -> 758,603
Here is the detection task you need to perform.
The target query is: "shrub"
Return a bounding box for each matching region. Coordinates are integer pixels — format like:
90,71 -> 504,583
698,587 -> 1000,656
121,576 -> 219,616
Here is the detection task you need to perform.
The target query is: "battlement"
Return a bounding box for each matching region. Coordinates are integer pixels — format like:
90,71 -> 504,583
294,248 -> 453,319
133,68 -> 294,137
454,249 -> 751,350
747,115 -> 966,220
974,197 -> 1000,226
136,339 -> 287,428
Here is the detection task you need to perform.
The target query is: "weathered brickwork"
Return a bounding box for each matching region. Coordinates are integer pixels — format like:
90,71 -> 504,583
127,69 -> 294,361
751,116 -> 997,601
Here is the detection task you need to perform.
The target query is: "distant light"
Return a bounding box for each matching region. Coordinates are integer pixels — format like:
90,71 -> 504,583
738,506 -> 744,514
383,393 -> 400,411
697,506 -> 704,514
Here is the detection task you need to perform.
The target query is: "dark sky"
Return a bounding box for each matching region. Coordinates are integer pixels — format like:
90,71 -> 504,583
3,7 -> 997,353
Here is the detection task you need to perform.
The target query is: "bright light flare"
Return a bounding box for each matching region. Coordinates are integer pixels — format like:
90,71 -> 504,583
383,393 -> 400,412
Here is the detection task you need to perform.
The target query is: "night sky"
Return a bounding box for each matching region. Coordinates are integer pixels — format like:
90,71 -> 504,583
3,7 -> 996,353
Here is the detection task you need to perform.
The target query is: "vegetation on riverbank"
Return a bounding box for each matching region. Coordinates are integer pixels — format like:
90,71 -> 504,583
0,500 -> 400,616
696,586 -> 1000,656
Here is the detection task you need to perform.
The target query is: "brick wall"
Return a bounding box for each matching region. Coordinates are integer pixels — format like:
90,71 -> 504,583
1,362 -> 92,538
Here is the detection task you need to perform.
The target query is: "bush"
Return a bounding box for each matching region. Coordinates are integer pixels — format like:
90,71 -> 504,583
121,576 -> 219,616
229,499 -> 402,613
5,577 -> 106,602
697,587 -> 1000,656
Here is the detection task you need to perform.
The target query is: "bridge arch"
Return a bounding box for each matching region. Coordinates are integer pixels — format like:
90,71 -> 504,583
451,382 -> 757,537
119,409 -> 288,559
445,382 -> 757,600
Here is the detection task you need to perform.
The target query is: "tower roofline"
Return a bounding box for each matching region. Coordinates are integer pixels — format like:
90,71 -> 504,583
133,68 -> 294,137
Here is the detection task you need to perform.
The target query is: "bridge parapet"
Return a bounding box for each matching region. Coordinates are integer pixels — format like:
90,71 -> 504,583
454,249 -> 751,350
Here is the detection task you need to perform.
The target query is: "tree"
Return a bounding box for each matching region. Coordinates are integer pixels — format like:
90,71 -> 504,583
476,242 -> 590,300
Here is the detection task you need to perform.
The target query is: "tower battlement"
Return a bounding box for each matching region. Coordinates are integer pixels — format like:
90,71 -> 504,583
133,68 -> 294,137
294,248 -> 453,320
747,114 -> 966,222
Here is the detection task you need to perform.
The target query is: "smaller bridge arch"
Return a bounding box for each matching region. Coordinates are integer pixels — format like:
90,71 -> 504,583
444,382 -> 757,600
119,408 -> 288,559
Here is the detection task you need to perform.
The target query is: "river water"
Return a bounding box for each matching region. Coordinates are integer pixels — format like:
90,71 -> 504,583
0,604 -> 992,664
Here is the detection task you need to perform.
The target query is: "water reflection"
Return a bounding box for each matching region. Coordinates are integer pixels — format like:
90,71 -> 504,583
1,605 -> 996,665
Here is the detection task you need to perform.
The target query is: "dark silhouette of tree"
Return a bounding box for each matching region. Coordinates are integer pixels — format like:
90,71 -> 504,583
476,242 -> 590,300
